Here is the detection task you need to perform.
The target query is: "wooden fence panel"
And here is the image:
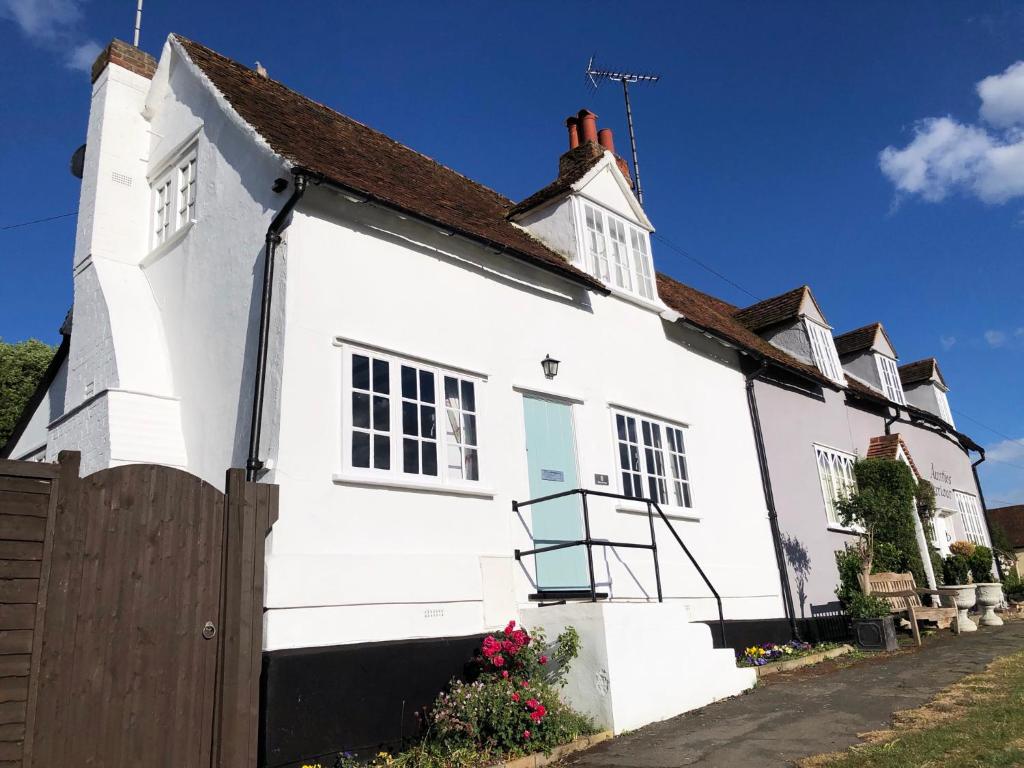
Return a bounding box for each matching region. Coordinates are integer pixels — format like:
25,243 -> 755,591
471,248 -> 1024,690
0,456 -> 60,768
12,452 -> 278,768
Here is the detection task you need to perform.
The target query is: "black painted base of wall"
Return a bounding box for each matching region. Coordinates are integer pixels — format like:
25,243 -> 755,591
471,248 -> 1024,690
261,633 -> 485,768
702,614 -> 852,652
262,615 -> 853,767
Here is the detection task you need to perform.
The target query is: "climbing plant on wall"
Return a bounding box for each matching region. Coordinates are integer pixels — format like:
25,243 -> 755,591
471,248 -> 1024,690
833,458 -> 926,599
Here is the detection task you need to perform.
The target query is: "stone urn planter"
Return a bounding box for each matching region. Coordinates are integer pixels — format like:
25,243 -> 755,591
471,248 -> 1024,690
853,615 -> 898,651
944,585 -> 978,632
976,583 -> 1005,626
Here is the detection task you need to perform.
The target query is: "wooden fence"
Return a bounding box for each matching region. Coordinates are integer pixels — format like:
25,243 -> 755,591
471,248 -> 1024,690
0,451 -> 276,768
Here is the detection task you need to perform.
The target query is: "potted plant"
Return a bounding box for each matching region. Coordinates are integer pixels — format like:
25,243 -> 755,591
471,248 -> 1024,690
970,545 -> 1004,627
942,542 -> 977,632
847,592 -> 898,651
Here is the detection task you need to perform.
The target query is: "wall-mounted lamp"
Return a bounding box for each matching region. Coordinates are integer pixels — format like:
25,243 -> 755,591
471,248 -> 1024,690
541,354 -> 560,380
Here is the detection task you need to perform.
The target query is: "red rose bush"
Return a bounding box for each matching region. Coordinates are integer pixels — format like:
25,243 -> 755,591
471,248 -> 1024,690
423,620 -> 594,761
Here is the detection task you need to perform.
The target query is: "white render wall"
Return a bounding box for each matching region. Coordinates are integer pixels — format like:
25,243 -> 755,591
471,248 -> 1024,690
264,188 -> 786,651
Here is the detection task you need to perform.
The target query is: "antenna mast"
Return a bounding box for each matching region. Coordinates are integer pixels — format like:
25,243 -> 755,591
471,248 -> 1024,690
585,55 -> 660,205
133,0 -> 144,47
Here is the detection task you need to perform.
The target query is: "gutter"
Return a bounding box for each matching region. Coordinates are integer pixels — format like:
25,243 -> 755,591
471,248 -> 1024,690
246,169 -> 317,480
971,451 -> 1005,581
744,360 -> 801,641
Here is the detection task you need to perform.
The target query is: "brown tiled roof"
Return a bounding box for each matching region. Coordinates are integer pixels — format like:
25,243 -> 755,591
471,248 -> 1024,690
899,358 -> 946,388
835,322 -> 898,358
987,505 -> 1024,548
655,273 -> 837,388
508,143 -> 605,218
866,433 -> 921,478
733,285 -> 810,331
172,35 -> 605,293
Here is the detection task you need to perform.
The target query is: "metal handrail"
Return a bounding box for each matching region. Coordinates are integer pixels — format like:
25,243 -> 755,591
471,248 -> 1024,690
513,488 -> 726,646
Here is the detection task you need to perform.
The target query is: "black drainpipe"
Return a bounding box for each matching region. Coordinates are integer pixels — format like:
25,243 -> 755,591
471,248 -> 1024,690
745,360 -> 801,641
246,169 -> 314,481
883,405 -> 899,435
971,451 -> 1005,581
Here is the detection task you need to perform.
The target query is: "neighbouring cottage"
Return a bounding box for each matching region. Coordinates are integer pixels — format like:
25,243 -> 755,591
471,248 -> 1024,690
987,504 -> 1024,577
0,34 -> 995,767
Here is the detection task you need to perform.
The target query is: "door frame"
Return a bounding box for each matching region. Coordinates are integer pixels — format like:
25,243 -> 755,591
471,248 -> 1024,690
517,389 -> 586,589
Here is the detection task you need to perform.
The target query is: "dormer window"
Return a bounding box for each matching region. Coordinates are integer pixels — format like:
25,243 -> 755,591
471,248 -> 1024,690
936,388 -> 954,426
805,320 -> 844,383
875,355 -> 906,405
580,202 -> 654,300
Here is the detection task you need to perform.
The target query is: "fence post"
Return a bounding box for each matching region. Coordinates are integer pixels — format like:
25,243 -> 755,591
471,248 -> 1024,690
214,469 -> 278,768
580,491 -> 598,602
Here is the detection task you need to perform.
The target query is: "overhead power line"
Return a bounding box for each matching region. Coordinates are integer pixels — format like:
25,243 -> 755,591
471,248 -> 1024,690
652,232 -> 761,302
1,211 -> 78,231
953,409 -> 1024,450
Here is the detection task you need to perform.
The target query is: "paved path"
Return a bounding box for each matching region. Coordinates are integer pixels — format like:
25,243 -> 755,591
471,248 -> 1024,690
566,621 -> 1024,767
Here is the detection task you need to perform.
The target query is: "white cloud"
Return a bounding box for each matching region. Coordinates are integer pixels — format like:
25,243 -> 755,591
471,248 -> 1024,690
978,62 -> 1024,128
940,335 -> 957,351
66,39 -> 100,71
985,329 -> 1008,347
0,0 -> 99,72
986,437 -> 1024,465
880,60 -> 1024,204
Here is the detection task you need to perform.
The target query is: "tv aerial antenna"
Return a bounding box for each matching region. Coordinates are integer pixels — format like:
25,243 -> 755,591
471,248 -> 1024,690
132,0 -> 144,46
585,55 -> 660,205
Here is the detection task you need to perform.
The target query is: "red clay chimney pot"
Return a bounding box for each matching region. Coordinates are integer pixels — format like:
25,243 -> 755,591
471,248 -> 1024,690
565,116 -> 580,149
577,109 -> 598,144
598,128 -> 616,154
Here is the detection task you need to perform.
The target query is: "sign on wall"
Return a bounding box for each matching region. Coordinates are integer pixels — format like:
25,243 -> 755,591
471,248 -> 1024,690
930,463 -> 956,511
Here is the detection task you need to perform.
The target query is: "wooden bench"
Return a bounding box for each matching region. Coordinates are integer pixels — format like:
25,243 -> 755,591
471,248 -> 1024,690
860,571 -> 960,646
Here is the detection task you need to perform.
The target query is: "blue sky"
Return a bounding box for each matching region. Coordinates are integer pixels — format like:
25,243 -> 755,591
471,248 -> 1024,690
1,1 -> 1022,503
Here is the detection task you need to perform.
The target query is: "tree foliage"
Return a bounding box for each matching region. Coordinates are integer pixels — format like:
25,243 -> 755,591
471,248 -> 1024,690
0,338 -> 56,447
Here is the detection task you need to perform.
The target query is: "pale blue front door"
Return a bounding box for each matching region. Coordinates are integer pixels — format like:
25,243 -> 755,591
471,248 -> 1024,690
522,395 -> 588,590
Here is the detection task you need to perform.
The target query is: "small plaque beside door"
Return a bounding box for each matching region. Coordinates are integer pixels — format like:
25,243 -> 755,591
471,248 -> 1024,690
594,474 -> 609,486
541,469 -> 564,482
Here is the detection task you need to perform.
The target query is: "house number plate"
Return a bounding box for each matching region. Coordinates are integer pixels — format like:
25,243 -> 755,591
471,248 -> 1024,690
594,474 -> 609,486
541,469 -> 564,482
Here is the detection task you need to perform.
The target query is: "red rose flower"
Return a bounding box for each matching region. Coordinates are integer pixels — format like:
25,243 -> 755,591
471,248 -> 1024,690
505,620 -> 516,634
526,698 -> 539,709
482,636 -> 500,658
502,670 -> 509,679
492,654 -> 505,667
539,655 -> 548,665
523,729 -> 531,740
512,692 -> 520,702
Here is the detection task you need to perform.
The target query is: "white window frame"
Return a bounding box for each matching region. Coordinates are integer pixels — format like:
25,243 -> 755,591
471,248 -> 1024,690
150,144 -> 198,251
577,200 -> 655,302
610,408 -> 693,511
936,388 -> 954,426
814,444 -> 858,528
955,490 -> 986,545
339,345 -> 485,491
875,354 -> 906,405
805,320 -> 844,384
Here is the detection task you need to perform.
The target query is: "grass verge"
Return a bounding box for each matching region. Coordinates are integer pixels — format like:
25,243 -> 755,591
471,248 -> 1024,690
797,648 -> 1024,768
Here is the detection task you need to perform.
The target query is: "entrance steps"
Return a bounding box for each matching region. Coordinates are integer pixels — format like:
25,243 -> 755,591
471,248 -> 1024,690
521,601 -> 755,734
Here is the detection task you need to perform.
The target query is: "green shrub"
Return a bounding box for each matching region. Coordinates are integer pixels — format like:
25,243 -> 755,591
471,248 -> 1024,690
1003,569 -> 1024,601
835,545 -> 864,606
943,553 -> 971,586
969,546 -> 995,583
846,592 -> 893,620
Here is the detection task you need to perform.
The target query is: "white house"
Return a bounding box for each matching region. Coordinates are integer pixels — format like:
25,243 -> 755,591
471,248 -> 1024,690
4,37 -> 806,765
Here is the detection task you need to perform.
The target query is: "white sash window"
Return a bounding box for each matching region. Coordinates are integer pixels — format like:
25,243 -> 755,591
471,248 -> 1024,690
150,144 -> 198,251
806,321 -> 844,384
581,203 -> 655,301
955,491 -> 986,545
814,445 -> 857,526
876,355 -> 906,405
613,409 -> 693,509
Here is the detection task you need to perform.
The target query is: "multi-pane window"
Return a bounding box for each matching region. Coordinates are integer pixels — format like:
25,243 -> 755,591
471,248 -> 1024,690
936,389 -> 955,427
177,156 -> 197,229
443,376 -> 479,481
614,410 -> 693,509
345,348 -> 482,486
806,321 -> 844,384
351,353 -> 392,471
581,203 -> 655,300
814,445 -> 857,526
154,179 -> 172,246
955,491 -> 986,546
150,146 -> 197,249
876,355 -> 906,405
